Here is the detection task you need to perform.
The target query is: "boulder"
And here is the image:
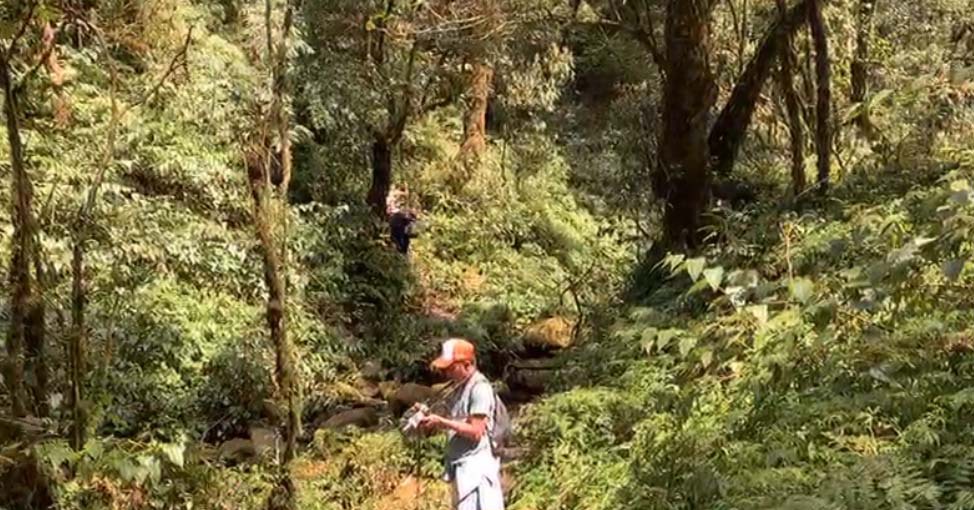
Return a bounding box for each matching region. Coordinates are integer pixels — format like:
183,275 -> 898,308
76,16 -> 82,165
522,317 -> 574,350
249,426 -> 279,457
506,358 -> 560,394
218,438 -> 256,464
319,407 -> 380,430
357,378 -> 382,399
378,381 -> 400,400
389,383 -> 435,417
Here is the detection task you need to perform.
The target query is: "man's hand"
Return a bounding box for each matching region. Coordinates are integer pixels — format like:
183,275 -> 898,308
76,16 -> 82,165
419,413 -> 445,430
418,413 -> 487,442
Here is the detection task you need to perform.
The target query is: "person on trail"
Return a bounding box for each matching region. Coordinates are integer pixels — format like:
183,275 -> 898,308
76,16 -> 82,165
386,187 -> 418,254
419,338 -> 505,510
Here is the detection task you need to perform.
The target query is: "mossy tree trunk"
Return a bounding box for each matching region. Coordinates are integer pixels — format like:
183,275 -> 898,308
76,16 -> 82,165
1,48 -> 35,419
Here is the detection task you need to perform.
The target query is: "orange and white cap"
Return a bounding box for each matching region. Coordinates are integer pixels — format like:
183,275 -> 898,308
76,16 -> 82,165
431,338 -> 476,370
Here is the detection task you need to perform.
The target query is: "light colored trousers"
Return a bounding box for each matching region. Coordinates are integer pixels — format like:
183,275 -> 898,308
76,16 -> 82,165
448,454 -> 505,510
452,476 -> 504,510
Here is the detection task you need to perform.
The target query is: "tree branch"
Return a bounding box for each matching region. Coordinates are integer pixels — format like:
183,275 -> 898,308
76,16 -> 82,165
14,20 -> 68,95
5,0 -> 38,57
126,26 -> 194,111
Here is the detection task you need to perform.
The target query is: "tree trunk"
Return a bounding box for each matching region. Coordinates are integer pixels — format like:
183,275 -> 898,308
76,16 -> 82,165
368,136 -> 393,215
246,140 -> 300,509
69,241 -> 87,450
26,255 -> 48,417
808,0 -> 831,194
709,0 -> 812,177
776,0 -> 806,199
655,0 -> 717,250
460,62 -> 493,158
2,54 -> 33,418
260,2 -> 301,507
850,0 -> 876,135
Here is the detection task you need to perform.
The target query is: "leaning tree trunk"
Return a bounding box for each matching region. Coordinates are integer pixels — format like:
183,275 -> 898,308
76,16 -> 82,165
808,0 -> 831,194
367,135 -> 393,215
709,0 -> 813,178
460,61 -> 493,159
1,53 -> 33,418
655,0 -> 717,250
776,0 -> 807,199
850,0 -> 876,135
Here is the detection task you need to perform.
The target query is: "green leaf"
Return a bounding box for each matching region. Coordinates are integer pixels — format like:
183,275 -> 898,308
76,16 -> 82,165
789,278 -> 815,304
748,305 -> 769,326
686,278 -> 711,296
660,253 -> 686,272
116,458 -> 140,483
83,440 -> 104,460
700,349 -> 714,368
39,442 -> 75,469
868,89 -> 894,109
139,455 -> 161,485
703,267 -> 724,291
950,179 -> 970,192
161,442 -> 185,468
678,336 -> 697,357
685,258 -> 706,282
943,258 -> 966,281
640,327 -> 658,353
656,329 -> 680,351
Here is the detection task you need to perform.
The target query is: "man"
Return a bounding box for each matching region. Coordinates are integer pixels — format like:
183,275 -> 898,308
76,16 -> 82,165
420,338 -> 505,510
389,208 -> 418,254
386,187 -> 418,254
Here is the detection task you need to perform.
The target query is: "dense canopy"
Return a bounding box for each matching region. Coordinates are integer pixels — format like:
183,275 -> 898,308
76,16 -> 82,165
3,0 -> 974,508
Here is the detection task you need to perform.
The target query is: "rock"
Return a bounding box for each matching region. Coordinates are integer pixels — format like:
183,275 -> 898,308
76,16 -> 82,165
522,317 -> 574,350
249,426 -> 279,457
506,358 -> 560,394
320,407 -> 379,430
378,381 -> 400,400
389,383 -> 435,417
357,378 -> 382,399
218,438 -> 256,464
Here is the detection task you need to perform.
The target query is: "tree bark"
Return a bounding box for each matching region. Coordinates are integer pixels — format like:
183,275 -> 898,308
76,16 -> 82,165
850,0 -> 876,135
69,242 -> 87,449
655,0 -> 717,250
26,256 -> 48,417
1,53 -> 33,418
460,61 -> 493,159
808,0 -> 831,194
368,136 -> 393,215
246,137 -> 300,508
709,0 -> 812,177
260,2 -> 301,507
776,0 -> 806,199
